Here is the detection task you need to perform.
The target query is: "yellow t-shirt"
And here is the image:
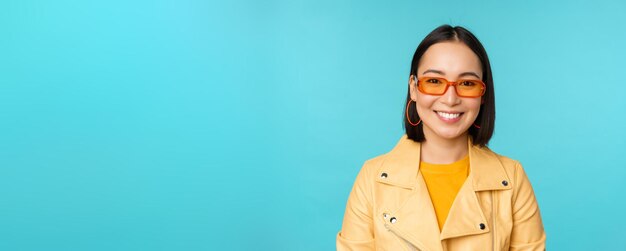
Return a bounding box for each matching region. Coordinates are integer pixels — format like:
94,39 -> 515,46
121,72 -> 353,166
420,155 -> 470,231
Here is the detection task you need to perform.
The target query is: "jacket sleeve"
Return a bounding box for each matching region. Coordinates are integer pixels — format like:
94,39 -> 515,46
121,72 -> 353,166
336,161 -> 376,251
509,161 -> 546,251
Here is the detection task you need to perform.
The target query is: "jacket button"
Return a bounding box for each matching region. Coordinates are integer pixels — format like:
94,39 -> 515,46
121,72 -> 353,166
380,172 -> 388,179
479,223 -> 486,230
502,180 -> 509,186
390,217 -> 397,224
383,213 -> 388,219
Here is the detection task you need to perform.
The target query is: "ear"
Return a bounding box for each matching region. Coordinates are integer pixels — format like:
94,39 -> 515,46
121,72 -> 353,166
409,75 -> 418,101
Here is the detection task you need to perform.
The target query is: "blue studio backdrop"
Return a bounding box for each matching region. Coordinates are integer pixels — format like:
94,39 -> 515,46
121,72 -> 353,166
1,0 -> 625,250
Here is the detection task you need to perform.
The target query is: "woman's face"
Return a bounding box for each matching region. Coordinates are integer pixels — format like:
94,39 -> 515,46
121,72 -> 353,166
410,41 -> 483,142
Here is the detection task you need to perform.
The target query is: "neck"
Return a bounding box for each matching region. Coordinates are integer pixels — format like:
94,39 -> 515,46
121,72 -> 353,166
420,131 -> 469,164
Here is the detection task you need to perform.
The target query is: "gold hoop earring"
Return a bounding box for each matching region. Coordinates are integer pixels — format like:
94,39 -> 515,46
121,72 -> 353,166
406,100 -> 421,126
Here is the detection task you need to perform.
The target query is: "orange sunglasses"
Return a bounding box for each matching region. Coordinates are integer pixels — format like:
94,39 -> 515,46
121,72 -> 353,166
414,76 -> 486,98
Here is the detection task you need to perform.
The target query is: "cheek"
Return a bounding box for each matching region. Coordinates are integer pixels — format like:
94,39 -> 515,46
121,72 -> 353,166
415,96 -> 437,114
471,99 -> 482,110
466,101 -> 482,117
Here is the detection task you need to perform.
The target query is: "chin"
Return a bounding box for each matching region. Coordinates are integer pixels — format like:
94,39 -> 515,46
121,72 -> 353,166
432,128 -> 469,140
436,133 -> 465,140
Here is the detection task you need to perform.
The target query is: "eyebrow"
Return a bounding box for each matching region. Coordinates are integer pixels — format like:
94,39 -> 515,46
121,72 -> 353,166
422,69 -> 481,79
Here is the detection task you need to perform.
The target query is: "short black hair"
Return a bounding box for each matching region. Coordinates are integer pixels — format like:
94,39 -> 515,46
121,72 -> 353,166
403,25 -> 495,146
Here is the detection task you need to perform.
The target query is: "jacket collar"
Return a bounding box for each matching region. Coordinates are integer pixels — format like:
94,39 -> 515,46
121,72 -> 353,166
376,135 -> 512,250
376,135 -> 511,192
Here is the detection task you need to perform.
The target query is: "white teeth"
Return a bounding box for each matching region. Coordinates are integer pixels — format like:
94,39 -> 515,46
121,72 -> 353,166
437,111 -> 461,119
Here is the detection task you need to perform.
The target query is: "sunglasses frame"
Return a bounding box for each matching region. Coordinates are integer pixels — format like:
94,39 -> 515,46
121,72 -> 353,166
414,76 -> 486,98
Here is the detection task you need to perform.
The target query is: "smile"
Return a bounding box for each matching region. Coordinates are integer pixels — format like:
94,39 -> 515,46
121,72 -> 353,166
435,110 -> 463,123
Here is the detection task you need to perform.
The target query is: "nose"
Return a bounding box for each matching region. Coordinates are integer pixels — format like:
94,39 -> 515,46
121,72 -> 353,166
440,83 -> 461,106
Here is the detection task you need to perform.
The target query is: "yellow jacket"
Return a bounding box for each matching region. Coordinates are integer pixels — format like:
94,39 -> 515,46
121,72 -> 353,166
337,135 -> 546,251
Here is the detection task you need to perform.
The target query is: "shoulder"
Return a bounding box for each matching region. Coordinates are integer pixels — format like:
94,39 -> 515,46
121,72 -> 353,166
490,149 -> 521,172
355,153 -> 390,181
481,147 -> 530,189
363,153 -> 389,170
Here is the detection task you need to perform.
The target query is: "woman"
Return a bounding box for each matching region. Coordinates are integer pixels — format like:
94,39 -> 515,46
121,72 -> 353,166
336,25 -> 546,251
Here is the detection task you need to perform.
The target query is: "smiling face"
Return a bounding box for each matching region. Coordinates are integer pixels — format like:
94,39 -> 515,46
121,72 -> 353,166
409,41 -> 483,142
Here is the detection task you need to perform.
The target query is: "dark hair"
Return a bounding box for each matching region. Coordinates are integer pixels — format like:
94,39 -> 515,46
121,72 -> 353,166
403,25 -> 495,146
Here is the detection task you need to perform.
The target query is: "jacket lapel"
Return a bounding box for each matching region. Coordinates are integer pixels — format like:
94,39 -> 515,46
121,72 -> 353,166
376,136 -> 443,251
438,173 -> 490,240
439,139 -> 513,240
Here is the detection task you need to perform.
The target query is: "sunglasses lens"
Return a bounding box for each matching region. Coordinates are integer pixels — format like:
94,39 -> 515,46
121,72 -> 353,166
419,77 -> 447,95
456,80 -> 484,97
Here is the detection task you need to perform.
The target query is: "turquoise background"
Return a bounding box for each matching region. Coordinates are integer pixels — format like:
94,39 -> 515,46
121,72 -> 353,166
1,0 -> 625,250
